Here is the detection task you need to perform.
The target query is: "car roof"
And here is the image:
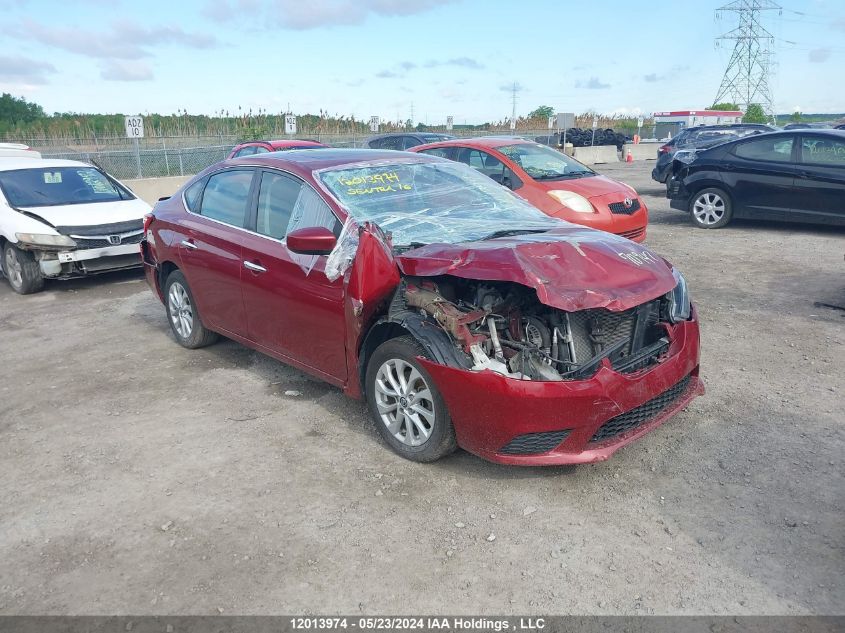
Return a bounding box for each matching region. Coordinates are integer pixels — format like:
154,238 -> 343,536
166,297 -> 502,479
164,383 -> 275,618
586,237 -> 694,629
413,137 -> 531,150
0,158 -> 90,171
229,148 -> 441,173
266,139 -> 325,148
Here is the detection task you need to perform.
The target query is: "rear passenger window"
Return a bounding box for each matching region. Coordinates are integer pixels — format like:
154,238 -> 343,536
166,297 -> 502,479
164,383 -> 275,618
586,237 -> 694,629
199,170 -> 253,227
734,137 -> 793,163
256,171 -> 302,239
418,147 -> 454,159
234,146 -> 257,157
183,178 -> 204,213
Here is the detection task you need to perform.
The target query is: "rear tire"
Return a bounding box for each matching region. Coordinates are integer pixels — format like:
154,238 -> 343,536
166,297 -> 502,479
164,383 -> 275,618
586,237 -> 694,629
690,187 -> 733,229
3,243 -> 44,295
365,336 -> 457,463
164,270 -> 219,349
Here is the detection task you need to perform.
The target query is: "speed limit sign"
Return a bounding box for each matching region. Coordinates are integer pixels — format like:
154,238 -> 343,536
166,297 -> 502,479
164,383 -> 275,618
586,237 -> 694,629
124,116 -> 144,138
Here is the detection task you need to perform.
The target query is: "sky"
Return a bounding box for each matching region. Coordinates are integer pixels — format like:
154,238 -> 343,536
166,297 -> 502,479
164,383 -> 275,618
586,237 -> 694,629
1,0 -> 844,124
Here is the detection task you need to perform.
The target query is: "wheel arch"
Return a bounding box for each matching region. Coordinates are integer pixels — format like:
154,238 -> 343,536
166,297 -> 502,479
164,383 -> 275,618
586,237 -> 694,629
158,260 -> 180,292
357,314 -> 471,391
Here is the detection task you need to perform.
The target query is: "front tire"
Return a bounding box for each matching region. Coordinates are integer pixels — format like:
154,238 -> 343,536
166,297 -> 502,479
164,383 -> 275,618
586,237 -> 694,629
3,243 -> 44,295
365,336 -> 457,463
164,270 -> 219,349
690,187 -> 733,229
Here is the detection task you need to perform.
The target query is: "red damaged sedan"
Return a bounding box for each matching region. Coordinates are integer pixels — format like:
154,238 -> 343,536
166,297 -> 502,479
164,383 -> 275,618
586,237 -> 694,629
141,149 -> 702,465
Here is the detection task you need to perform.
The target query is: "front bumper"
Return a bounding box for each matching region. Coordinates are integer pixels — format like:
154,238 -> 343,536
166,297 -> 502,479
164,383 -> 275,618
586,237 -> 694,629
36,243 -> 142,277
419,309 -> 702,466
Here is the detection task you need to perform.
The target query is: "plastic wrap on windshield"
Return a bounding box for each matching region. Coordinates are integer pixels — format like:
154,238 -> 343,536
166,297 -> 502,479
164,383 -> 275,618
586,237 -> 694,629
314,160 -> 562,248
325,216 -> 360,282
286,184 -> 343,276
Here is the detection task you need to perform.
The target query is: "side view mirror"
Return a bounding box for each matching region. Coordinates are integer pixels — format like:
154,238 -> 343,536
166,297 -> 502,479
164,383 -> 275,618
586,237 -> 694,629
286,226 -> 337,255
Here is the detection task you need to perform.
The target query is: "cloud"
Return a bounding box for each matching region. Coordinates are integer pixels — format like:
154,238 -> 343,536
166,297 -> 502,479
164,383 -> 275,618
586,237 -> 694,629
203,0 -> 457,30
499,82 -> 524,92
808,48 -> 831,63
833,17 -> 845,31
376,57 -> 483,79
100,61 -> 154,82
0,55 -> 56,84
424,57 -> 484,70
12,19 -> 220,60
576,77 -> 610,89
642,65 -> 689,83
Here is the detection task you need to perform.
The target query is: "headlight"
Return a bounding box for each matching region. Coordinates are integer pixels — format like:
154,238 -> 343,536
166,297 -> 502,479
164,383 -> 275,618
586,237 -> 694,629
547,190 -> 594,213
15,233 -> 77,249
667,269 -> 691,322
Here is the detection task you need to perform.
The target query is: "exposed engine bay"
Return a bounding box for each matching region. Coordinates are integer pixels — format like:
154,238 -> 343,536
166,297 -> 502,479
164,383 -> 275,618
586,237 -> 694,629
391,277 -> 673,381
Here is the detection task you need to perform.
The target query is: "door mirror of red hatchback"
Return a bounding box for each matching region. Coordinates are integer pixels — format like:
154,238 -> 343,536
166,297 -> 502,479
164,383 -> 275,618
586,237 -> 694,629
286,226 -> 338,255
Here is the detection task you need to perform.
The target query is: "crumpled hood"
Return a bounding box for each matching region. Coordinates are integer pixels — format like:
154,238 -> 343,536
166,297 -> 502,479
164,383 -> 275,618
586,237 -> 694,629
395,226 -> 677,312
18,198 -> 151,231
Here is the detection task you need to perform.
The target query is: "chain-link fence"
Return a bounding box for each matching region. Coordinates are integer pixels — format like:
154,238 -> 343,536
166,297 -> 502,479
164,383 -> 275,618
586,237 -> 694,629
27,128 -> 588,180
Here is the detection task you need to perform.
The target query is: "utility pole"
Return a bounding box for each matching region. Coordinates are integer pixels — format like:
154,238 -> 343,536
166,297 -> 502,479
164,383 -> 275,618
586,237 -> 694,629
510,82 -> 518,131
713,0 -> 781,123
410,102 -> 415,128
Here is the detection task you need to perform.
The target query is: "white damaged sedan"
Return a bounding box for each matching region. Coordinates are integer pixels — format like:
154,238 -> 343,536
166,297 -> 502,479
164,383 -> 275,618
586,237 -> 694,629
0,159 -> 151,294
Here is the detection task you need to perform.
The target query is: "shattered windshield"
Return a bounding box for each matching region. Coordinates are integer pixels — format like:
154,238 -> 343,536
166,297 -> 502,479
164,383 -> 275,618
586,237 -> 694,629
316,159 -> 562,247
0,167 -> 131,207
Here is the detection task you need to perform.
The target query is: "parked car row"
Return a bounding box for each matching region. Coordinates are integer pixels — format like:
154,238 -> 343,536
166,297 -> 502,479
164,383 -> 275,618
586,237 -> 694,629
1,135 -> 651,295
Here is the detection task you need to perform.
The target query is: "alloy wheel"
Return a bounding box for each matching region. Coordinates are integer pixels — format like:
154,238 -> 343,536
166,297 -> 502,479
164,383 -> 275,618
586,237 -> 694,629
374,358 -> 436,447
692,192 -> 726,226
4,248 -> 23,290
168,282 -> 194,339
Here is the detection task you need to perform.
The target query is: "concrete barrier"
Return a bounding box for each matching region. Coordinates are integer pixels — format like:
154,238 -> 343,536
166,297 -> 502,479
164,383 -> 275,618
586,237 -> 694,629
572,145 -> 619,165
123,176 -> 191,205
622,143 -> 659,161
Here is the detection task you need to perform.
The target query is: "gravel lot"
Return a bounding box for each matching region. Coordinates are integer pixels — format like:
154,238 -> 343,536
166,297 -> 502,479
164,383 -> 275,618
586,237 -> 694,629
0,160 -> 842,615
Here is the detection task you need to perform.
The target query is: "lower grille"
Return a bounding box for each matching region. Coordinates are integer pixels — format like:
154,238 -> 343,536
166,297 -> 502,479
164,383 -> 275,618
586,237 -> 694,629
608,199 -> 641,215
590,374 -> 691,443
500,429 -> 571,455
616,227 -> 645,240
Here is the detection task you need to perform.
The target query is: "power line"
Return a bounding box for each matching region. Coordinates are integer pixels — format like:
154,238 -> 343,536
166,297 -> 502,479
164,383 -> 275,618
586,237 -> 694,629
713,0 -> 781,122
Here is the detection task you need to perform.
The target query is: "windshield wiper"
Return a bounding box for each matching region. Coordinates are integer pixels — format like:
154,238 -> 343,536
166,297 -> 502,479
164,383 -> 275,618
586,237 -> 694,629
533,171 -> 594,180
478,229 -> 550,241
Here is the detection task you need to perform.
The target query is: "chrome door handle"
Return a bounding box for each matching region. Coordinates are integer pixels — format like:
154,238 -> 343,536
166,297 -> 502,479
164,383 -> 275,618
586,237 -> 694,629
180,240 -> 198,250
243,261 -> 267,273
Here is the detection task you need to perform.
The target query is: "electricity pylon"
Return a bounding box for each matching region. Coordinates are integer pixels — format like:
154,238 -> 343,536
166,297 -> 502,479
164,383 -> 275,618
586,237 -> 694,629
713,0 -> 781,122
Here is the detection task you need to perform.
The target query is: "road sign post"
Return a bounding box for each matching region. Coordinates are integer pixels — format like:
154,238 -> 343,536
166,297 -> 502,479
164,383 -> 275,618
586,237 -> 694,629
446,116 -> 453,131
285,114 -> 297,135
554,112 -> 575,151
369,116 -> 380,133
591,117 -> 598,147
124,116 -> 144,178
636,116 -> 644,141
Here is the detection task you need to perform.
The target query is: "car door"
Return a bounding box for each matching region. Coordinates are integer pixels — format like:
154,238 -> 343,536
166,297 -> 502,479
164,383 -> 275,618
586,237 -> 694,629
723,136 -> 798,219
177,168 -> 254,337
238,169 -> 347,383
791,135 -> 845,225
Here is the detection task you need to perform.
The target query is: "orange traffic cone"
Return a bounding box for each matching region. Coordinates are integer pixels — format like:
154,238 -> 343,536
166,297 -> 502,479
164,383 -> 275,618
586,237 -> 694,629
626,151 -> 633,163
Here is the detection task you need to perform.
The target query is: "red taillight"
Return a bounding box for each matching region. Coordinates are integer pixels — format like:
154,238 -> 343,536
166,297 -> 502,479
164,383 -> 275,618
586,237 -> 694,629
658,144 -> 671,154
142,213 -> 154,233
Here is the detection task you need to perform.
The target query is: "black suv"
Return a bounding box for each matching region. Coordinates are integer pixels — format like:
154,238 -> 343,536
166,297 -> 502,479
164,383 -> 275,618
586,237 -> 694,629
651,124 -> 775,184
365,133 -> 455,151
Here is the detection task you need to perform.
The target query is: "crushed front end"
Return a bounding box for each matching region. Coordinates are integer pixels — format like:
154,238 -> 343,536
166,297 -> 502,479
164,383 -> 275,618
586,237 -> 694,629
386,275 -> 702,465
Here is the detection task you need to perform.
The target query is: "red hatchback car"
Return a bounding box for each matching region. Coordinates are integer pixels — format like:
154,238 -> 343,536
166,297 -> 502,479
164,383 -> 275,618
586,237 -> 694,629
141,149 -> 702,466
411,138 -> 648,242
227,139 -> 327,159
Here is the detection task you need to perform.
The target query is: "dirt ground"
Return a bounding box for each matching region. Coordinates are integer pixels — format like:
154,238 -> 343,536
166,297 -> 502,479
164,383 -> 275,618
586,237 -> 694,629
0,160 -> 842,616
